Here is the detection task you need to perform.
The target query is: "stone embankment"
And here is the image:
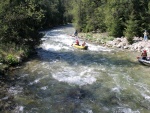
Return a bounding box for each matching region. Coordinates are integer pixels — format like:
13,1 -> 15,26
106,37 -> 150,53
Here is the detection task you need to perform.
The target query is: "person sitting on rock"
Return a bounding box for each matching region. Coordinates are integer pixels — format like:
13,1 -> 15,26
74,30 -> 78,37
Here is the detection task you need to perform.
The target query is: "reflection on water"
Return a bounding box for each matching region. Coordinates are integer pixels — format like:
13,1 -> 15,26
3,24 -> 150,113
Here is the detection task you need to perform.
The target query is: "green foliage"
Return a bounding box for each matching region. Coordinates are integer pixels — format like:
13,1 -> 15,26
0,55 -> 3,63
124,13 -> 139,44
0,42 -> 29,66
0,0 -> 74,67
104,0 -> 127,37
5,54 -> 18,65
107,17 -> 123,37
71,0 -> 107,32
79,32 -> 115,44
147,1 -> 150,32
70,0 -> 150,40
0,0 -> 44,48
38,0 -> 72,28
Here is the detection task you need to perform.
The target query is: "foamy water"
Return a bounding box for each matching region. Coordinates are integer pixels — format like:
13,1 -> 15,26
7,25 -> 150,113
52,66 -> 97,86
41,29 -> 112,53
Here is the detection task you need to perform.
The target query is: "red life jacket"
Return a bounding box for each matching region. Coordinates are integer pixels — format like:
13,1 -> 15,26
141,51 -> 147,57
76,40 -> 79,45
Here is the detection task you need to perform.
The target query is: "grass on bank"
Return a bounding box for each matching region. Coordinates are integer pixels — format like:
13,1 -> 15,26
0,43 -> 29,73
78,32 -> 115,44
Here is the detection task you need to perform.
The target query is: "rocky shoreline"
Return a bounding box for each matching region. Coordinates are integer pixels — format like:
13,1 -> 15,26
105,37 -> 150,56
78,33 -> 150,56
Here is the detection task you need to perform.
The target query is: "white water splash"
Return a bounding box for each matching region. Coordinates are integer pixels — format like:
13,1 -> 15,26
111,86 -> 121,93
41,30 -> 112,52
86,109 -> 93,113
18,74 -> 29,79
141,93 -> 150,101
14,106 -> 24,113
0,96 -> 9,101
8,86 -> 23,96
41,86 -> 48,90
113,107 -> 140,113
52,66 -> 97,86
134,83 -> 150,93
87,43 -> 112,52
29,75 -> 49,85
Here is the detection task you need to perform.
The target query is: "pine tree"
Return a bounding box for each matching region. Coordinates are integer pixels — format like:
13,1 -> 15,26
124,13 -> 138,44
104,0 -> 125,37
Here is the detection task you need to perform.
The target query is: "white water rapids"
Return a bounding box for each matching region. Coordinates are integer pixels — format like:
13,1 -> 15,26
5,24 -> 150,113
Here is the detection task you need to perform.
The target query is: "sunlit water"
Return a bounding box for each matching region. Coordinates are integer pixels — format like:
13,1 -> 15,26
6,24 -> 150,113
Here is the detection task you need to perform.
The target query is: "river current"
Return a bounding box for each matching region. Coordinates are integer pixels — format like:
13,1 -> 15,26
4,25 -> 150,113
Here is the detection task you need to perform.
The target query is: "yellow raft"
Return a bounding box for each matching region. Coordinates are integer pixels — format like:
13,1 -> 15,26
72,44 -> 88,50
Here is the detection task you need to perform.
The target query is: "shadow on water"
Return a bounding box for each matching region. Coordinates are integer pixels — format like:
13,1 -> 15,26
36,47 -> 139,67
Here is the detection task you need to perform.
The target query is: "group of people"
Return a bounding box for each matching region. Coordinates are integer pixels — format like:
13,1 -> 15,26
74,29 -> 149,58
140,30 -> 149,60
74,30 -> 86,46
75,40 -> 86,46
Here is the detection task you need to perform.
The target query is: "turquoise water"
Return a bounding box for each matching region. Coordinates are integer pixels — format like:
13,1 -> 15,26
5,25 -> 150,113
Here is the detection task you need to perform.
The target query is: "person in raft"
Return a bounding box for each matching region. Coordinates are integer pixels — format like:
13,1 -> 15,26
141,50 -> 147,60
82,41 -> 86,46
75,39 -> 79,45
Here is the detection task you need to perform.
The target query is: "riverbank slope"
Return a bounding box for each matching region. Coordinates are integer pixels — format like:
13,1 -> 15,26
78,32 -> 150,56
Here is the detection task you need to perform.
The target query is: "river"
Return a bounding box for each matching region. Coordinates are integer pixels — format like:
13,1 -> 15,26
1,24 -> 150,113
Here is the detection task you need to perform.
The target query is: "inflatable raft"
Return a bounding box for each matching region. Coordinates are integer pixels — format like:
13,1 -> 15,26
72,44 -> 88,50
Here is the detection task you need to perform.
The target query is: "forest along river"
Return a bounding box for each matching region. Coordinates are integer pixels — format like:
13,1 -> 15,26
3,25 -> 150,113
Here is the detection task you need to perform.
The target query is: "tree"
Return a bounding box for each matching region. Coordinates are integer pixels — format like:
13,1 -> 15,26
124,13 -> 139,44
0,0 -> 44,48
104,0 -> 129,37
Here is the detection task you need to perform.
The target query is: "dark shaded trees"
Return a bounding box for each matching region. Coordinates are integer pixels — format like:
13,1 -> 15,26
0,0 -> 71,48
70,0 -> 150,43
39,0 -> 72,29
0,0 -> 150,46
0,0 -> 44,48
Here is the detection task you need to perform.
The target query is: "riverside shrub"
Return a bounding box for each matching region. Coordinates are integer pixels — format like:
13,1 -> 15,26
5,54 -> 18,65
